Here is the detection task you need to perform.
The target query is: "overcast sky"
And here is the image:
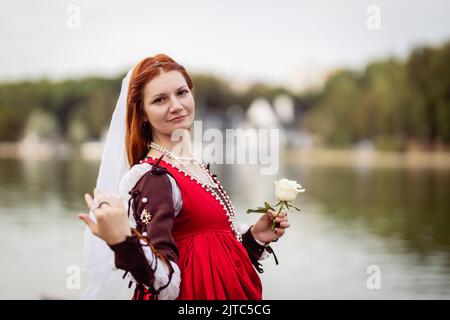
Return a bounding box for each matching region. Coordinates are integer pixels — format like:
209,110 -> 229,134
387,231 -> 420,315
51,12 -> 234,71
1,0 -> 449,88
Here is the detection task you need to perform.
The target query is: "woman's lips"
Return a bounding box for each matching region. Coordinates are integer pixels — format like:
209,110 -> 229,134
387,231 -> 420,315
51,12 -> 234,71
168,114 -> 188,122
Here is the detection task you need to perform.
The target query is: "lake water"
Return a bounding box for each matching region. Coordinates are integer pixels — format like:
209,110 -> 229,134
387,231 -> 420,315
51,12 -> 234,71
0,156 -> 449,299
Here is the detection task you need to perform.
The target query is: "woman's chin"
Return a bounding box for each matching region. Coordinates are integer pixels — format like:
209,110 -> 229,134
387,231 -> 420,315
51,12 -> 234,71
168,121 -> 192,133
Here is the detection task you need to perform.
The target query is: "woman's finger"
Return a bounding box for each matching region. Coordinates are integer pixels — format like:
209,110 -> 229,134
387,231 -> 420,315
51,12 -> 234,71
104,193 -> 112,204
94,188 -> 108,204
78,213 -> 97,234
107,194 -> 120,211
274,228 -> 285,236
274,215 -> 288,223
264,211 -> 275,220
97,191 -> 115,211
86,193 -> 106,221
84,193 -> 94,209
280,221 -> 291,228
272,212 -> 285,219
266,209 -> 275,216
267,210 -> 284,217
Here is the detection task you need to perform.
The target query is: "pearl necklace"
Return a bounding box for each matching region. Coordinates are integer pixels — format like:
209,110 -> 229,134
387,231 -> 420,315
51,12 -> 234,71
149,142 -> 217,188
147,142 -> 242,242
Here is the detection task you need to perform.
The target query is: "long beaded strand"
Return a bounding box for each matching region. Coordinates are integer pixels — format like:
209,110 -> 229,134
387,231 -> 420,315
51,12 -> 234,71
147,142 -> 242,242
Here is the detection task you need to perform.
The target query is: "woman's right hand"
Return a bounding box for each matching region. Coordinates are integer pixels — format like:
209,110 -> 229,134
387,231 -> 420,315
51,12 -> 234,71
78,189 -> 132,245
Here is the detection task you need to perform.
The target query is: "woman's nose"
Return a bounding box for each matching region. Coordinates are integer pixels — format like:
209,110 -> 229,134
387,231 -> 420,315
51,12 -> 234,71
169,96 -> 184,112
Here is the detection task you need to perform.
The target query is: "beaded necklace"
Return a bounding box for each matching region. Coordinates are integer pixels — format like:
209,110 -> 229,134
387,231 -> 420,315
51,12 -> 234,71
146,142 -> 242,242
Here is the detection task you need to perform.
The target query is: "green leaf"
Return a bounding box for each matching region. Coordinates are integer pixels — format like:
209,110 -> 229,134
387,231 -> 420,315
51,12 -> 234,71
264,202 -> 274,210
246,207 -> 268,214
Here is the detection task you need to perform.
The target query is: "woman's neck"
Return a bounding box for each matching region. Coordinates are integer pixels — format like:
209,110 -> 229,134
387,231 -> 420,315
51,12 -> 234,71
149,136 -> 194,158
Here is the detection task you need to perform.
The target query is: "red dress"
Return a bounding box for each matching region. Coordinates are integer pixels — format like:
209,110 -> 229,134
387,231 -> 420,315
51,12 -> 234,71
135,157 -> 263,300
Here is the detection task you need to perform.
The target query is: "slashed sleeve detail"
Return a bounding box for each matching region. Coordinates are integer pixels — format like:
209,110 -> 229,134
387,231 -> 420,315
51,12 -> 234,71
110,162 -> 182,299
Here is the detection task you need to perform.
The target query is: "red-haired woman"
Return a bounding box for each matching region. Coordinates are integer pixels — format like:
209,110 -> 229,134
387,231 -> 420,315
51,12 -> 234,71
78,54 -> 290,300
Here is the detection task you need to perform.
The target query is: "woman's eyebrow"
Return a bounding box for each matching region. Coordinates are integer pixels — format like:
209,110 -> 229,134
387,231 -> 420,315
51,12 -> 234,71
151,85 -> 187,99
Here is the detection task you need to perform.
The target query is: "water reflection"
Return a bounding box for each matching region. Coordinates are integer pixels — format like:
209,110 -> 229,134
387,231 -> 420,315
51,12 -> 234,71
283,165 -> 450,260
0,158 -> 449,299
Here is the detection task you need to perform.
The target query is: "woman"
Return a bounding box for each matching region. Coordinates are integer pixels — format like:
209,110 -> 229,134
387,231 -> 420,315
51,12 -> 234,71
78,54 -> 290,300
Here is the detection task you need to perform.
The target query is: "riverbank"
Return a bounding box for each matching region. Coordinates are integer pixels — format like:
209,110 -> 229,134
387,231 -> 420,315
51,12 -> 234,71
284,148 -> 450,169
1,142 -> 450,169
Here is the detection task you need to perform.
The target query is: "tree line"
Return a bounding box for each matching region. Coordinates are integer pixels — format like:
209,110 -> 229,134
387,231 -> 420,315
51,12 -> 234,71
0,41 -> 448,151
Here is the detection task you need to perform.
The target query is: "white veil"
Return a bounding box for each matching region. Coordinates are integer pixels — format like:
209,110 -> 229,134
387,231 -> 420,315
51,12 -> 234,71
80,64 -> 137,299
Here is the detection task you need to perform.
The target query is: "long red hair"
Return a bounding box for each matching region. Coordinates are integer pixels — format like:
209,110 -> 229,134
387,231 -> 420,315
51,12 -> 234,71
126,54 -> 194,167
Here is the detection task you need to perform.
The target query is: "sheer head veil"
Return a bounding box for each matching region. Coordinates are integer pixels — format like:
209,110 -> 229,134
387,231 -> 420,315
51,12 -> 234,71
80,65 -> 136,299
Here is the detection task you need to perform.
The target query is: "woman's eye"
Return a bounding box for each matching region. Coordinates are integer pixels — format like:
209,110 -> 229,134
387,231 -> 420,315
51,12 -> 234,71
153,97 -> 165,104
177,89 -> 188,96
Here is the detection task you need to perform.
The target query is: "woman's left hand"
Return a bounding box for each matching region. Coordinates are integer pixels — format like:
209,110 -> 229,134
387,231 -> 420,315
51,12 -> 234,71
250,209 -> 290,244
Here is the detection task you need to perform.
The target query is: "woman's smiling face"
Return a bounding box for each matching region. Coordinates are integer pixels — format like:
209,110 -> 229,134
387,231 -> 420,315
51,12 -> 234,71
143,70 -> 195,139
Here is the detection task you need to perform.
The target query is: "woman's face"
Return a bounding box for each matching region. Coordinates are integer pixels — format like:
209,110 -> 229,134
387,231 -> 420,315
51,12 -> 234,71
143,70 -> 195,139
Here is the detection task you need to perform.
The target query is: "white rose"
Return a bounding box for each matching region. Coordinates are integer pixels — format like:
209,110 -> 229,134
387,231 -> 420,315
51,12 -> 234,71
274,178 -> 305,202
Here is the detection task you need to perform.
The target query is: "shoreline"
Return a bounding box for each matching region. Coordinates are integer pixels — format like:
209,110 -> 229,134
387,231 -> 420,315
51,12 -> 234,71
1,142 -> 450,169
283,148 -> 450,169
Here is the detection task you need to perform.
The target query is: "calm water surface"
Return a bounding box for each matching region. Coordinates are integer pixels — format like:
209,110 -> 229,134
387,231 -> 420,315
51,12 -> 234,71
0,157 -> 449,299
